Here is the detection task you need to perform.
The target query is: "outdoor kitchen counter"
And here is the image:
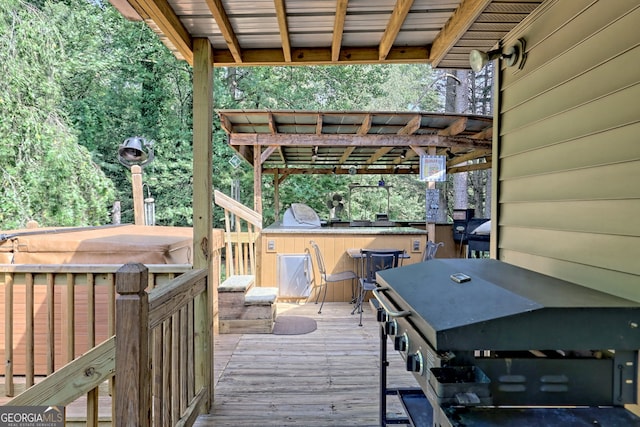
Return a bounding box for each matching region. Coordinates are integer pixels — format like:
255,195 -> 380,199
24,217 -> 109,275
262,223 -> 429,235
259,223 -> 431,302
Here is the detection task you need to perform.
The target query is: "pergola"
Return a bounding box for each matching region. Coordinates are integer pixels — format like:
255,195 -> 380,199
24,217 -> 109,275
218,109 -> 494,216
218,109 -> 493,175
106,0 -> 540,305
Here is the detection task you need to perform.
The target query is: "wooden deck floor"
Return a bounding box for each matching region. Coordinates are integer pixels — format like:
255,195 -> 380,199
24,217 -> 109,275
196,302 -> 420,427
2,302 -> 420,426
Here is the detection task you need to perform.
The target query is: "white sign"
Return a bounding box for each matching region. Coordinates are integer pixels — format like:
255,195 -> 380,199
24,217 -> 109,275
419,155 -> 447,182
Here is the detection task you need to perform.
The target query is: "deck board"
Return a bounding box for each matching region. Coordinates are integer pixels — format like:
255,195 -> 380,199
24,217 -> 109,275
196,302 -> 419,427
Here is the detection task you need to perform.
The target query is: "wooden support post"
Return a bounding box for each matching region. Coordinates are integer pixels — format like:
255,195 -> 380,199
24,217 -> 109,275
131,165 -> 145,225
254,145 -> 263,214
115,263 -> 151,427
192,37 -> 213,412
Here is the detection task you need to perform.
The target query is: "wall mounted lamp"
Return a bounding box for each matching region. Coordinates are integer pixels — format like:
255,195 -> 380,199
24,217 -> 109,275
469,38 -> 527,72
400,149 -> 407,159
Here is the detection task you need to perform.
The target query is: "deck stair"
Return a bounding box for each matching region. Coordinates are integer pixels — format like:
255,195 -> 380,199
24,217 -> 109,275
218,275 -> 278,334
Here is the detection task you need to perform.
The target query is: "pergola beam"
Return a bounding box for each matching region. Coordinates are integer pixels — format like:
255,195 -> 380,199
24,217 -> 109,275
229,133 -> 491,149
264,166 -> 418,175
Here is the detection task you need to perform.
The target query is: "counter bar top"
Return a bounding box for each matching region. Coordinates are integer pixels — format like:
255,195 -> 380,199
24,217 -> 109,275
262,224 -> 428,235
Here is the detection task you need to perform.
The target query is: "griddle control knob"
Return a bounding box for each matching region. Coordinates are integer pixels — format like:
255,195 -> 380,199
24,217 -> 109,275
406,351 -> 424,375
394,333 -> 408,352
385,319 -> 398,336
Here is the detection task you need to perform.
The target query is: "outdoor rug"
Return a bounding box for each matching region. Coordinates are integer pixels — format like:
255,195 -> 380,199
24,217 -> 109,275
272,316 -> 317,335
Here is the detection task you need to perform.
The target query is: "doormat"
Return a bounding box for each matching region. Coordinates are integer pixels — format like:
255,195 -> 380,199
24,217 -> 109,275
272,316 -> 317,335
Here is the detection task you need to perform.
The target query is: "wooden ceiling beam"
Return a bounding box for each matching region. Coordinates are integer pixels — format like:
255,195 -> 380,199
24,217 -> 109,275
438,117 -> 468,136
211,46 -> 429,66
332,0 -> 349,62
229,133 -> 491,149
397,114 -> 421,135
471,126 -> 493,140
449,161 -> 491,174
268,113 -> 277,134
130,0 -> 193,64
264,166 -> 418,175
219,115 -> 233,134
429,0 -> 492,68
260,146 -> 278,165
410,145 -> 427,157
364,147 -> 393,166
206,0 -> 243,63
274,0 -> 292,62
339,146 -> 356,164
357,114 -> 372,135
393,148 -> 417,165
448,149 -> 491,166
379,0 -> 414,61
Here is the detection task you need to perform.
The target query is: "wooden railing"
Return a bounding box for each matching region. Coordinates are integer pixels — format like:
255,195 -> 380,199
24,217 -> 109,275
7,336 -> 115,425
115,264 -> 211,427
214,190 -> 262,277
2,263 -> 212,427
1,264 -> 192,395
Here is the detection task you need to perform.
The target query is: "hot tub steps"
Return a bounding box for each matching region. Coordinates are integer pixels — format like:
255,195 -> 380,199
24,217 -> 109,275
218,275 -> 278,334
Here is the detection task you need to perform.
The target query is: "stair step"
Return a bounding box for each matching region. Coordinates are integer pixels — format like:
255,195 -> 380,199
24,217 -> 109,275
245,287 -> 278,305
219,317 -> 275,334
219,275 -> 255,293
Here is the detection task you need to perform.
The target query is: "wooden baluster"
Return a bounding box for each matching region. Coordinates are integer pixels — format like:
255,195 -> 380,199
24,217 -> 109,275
65,273 -> 75,363
4,272 -> 14,397
115,263 -> 151,427
46,273 -> 55,374
26,273 -> 34,387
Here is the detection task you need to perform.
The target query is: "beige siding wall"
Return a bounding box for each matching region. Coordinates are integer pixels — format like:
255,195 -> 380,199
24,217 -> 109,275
496,0 -> 640,301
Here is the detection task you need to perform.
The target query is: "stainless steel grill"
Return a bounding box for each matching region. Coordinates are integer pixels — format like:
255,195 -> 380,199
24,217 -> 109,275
374,259 -> 640,426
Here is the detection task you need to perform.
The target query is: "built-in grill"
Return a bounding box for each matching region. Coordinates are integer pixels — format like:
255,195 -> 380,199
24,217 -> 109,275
374,259 -> 640,426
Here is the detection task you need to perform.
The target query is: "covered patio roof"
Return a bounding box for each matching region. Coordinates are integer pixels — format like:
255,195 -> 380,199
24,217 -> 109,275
109,0 -> 542,69
218,109 -> 493,175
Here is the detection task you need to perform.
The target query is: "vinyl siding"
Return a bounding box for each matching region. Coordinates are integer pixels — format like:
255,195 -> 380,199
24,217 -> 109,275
495,0 -> 640,301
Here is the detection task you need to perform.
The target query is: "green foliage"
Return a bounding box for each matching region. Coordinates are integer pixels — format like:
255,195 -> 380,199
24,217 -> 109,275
1,0 -> 482,230
0,0 -> 114,229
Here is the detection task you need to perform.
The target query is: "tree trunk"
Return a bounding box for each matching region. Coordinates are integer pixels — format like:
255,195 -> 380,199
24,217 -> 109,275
449,70 -> 469,211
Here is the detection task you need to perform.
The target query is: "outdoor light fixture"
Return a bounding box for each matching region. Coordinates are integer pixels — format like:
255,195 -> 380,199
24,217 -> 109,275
446,149 -> 456,160
400,149 -> 407,159
311,146 -> 318,162
117,136 -> 155,168
469,38 -> 527,72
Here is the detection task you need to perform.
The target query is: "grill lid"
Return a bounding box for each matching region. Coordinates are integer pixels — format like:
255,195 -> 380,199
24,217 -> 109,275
282,203 -> 321,227
377,259 -> 640,351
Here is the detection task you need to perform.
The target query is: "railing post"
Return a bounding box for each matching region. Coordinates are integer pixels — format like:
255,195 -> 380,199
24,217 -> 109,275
116,263 -> 151,427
